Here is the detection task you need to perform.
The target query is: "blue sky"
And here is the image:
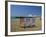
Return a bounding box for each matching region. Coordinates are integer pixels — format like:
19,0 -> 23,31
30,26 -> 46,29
11,5 -> 42,17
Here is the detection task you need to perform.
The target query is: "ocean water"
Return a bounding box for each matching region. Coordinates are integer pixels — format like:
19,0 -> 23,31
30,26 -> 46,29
11,18 -> 20,21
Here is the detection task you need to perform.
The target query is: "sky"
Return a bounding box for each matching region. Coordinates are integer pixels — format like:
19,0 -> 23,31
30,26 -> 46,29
11,5 -> 42,17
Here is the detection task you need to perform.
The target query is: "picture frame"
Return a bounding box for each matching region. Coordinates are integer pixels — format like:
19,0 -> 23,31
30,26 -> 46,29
5,1 -> 45,36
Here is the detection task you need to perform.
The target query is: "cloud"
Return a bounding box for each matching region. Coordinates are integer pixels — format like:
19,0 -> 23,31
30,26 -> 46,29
28,14 -> 38,17
28,14 -> 33,17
